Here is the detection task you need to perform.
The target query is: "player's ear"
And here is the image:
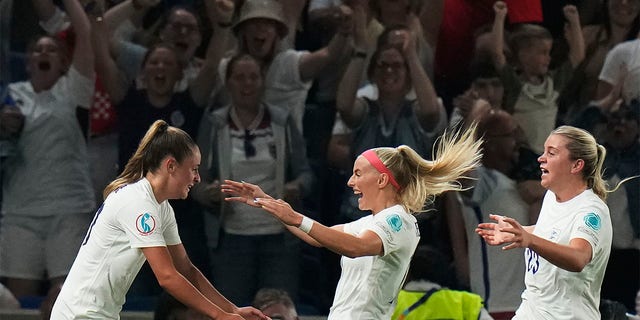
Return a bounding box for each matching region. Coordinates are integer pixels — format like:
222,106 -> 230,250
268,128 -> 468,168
571,159 -> 584,174
165,156 -> 178,173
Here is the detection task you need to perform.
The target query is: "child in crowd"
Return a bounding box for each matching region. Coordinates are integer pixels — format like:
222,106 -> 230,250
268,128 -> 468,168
490,1 -> 584,154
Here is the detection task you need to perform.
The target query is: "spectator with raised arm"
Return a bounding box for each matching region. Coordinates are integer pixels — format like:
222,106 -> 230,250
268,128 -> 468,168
103,0 -> 208,92
0,0 -> 95,311
558,0 -> 639,124
332,22 -> 446,221
93,0 -> 232,171
93,0 -> 233,297
491,1 -> 584,154
220,0 -> 353,132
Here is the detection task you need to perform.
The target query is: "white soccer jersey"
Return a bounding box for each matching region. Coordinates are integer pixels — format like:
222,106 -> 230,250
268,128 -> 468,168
50,178 -> 181,319
514,189 -> 612,320
328,205 -> 421,320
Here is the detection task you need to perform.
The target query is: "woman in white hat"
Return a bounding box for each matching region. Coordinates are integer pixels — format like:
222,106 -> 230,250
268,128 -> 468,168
221,0 -> 353,131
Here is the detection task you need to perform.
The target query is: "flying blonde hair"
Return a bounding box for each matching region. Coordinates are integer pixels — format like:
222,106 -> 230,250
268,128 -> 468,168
370,124 -> 483,213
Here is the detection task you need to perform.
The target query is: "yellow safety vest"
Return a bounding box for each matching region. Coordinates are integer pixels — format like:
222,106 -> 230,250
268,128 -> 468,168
392,289 -> 484,320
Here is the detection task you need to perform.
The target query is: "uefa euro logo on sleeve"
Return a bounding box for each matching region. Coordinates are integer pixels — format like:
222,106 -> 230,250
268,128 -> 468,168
136,213 -> 157,235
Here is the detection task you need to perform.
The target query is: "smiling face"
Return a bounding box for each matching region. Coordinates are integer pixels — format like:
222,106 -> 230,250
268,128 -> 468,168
226,56 -> 264,109
371,48 -> 409,96
27,36 -> 67,88
160,9 -> 201,63
142,47 -> 182,96
347,156 -> 383,212
171,147 -> 201,200
241,18 -> 280,60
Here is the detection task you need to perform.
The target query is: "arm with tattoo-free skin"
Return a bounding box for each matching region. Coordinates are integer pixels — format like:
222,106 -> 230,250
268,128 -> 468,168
563,5 -> 585,68
91,1 -> 128,105
143,245 -> 269,320
490,1 -> 508,70
298,5 -> 353,82
222,180 -> 384,258
334,2 -> 368,128
476,214 -> 593,272
165,244 -> 268,320
189,0 -> 234,107
103,0 -> 160,37
398,29 -> 442,130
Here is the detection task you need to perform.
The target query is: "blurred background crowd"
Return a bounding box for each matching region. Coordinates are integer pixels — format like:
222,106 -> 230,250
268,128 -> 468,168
0,0 -> 638,319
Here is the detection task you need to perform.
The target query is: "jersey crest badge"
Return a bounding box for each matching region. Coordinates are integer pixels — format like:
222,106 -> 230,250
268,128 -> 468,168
583,212 -> 601,231
136,213 -> 156,235
386,214 -> 403,232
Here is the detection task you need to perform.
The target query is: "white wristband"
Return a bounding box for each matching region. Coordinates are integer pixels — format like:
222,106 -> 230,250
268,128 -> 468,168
298,216 -> 314,234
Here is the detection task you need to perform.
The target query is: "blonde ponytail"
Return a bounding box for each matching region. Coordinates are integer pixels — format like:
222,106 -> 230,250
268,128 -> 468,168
373,124 -> 483,213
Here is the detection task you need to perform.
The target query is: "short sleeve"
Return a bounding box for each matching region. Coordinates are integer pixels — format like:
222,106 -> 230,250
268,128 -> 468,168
342,216 -> 369,236
599,44 -> 628,85
367,210 -> 406,256
268,49 -> 311,88
56,66 -> 95,109
570,209 -> 608,256
117,201 -> 168,248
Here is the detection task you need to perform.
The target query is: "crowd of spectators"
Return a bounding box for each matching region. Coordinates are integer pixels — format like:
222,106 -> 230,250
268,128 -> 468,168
0,0 -> 638,318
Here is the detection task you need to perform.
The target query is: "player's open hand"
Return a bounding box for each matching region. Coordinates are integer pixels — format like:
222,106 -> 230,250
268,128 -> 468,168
476,214 -> 514,246
253,198 -> 299,226
222,180 -> 271,207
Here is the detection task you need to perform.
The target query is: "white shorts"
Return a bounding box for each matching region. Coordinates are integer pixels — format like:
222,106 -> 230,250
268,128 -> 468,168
0,212 -> 92,280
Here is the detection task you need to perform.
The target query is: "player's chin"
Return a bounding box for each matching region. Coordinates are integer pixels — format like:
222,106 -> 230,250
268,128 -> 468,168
175,190 -> 189,200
